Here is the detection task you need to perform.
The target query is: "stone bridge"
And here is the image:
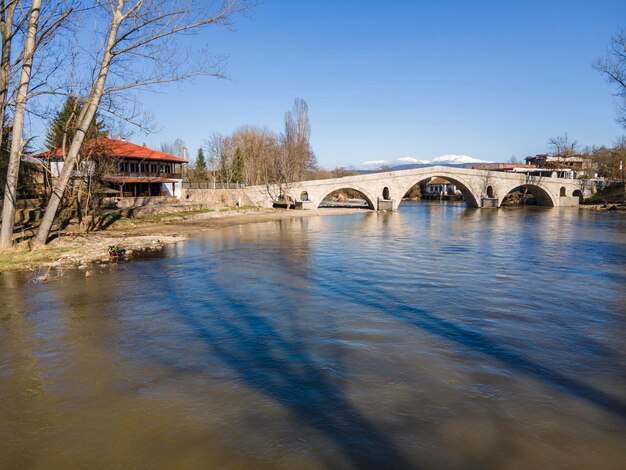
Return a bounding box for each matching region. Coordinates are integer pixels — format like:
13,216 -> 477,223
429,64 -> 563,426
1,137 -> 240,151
245,166 -> 590,210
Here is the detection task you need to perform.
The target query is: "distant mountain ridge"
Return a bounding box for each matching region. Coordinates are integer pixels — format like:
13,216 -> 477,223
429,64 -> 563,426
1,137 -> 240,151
341,154 -> 492,173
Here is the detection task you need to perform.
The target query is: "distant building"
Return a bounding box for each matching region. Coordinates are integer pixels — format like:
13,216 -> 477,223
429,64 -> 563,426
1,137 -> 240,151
472,161 -> 577,179
36,138 -> 188,198
426,177 -> 458,195
524,154 -> 597,178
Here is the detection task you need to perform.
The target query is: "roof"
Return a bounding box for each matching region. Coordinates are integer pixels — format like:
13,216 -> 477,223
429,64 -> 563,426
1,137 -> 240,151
427,177 -> 451,185
105,177 -> 178,183
35,138 -> 189,163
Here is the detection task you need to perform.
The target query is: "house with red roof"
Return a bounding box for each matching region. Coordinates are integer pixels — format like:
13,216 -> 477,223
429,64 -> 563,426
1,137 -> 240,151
37,138 -> 189,199
426,177 -> 459,196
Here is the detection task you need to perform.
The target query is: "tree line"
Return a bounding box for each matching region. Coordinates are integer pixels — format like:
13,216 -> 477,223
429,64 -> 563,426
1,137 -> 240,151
551,134 -> 626,181
186,98 -> 318,195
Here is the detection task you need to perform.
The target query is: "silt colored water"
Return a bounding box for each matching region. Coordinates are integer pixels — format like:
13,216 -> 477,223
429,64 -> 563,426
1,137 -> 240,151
1,203 -> 625,468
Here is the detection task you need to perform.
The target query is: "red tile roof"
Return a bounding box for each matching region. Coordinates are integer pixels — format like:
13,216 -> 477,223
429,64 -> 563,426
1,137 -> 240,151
35,138 -> 188,163
427,177 -> 450,185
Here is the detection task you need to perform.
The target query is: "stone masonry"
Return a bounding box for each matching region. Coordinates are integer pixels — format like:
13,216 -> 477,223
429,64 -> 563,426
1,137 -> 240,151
244,166 -> 590,210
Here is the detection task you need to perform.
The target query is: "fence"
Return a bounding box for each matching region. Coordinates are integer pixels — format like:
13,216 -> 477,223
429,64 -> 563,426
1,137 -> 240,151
183,182 -> 246,189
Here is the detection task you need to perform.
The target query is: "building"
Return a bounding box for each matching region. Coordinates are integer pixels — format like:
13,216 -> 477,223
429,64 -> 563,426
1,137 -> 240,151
472,162 -> 576,179
37,138 -> 188,198
426,177 -> 458,195
524,154 -> 596,178
471,163 -> 538,172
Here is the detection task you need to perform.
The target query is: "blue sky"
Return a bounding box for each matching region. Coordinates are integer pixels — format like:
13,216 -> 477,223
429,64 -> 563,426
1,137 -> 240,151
67,1 -> 626,167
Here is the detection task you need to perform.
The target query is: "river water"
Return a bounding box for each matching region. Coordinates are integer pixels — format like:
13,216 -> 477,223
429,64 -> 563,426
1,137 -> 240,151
1,202 -> 625,469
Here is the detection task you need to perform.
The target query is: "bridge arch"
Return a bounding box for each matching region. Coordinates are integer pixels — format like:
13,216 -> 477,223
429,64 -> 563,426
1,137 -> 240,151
498,182 -> 557,207
306,183 -> 377,210
572,189 -> 583,203
397,174 -> 482,208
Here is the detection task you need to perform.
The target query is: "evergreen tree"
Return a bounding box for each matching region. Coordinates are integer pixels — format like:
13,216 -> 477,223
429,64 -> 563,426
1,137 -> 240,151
0,126 -> 35,197
45,96 -> 108,151
233,147 -> 244,183
0,127 -> 11,196
194,147 -> 208,180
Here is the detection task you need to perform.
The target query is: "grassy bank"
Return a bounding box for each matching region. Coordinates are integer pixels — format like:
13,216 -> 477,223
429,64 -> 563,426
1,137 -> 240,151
0,205 -> 259,272
0,206 -> 359,272
582,182 -> 626,211
0,246 -> 75,271
583,182 -> 625,204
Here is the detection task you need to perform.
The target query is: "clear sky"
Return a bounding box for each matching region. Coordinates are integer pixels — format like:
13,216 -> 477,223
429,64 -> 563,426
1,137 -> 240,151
72,1 -> 626,167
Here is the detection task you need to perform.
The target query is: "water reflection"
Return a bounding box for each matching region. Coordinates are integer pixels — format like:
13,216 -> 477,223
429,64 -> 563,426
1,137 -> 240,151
1,203 -> 625,468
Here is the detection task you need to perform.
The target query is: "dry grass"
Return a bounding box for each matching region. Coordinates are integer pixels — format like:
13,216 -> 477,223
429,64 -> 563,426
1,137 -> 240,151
0,246 -> 75,271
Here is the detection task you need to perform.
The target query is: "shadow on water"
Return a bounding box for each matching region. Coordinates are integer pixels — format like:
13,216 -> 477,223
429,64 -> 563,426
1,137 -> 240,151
149,258 -> 411,468
314,277 -> 626,420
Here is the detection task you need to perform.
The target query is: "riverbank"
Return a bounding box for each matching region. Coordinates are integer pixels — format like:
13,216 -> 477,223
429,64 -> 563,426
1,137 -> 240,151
0,207 -> 368,272
579,203 -> 626,212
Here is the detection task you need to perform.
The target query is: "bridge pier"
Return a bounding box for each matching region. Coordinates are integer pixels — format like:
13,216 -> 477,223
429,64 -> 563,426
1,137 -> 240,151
481,197 -> 499,208
377,198 -> 394,211
559,196 -> 580,207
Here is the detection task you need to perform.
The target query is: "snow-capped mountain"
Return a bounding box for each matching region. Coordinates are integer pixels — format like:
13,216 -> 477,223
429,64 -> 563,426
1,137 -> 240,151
396,157 -> 431,165
342,154 -> 489,172
360,160 -> 390,169
431,154 -> 486,165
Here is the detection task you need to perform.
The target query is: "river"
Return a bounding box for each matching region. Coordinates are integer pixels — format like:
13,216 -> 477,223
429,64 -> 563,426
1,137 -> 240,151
1,202 -> 625,468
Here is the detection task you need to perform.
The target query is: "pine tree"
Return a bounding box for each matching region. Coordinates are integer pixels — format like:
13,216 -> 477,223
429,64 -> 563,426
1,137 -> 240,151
1,125 -> 35,197
194,147 -> 208,180
45,96 -> 108,151
233,147 -> 244,183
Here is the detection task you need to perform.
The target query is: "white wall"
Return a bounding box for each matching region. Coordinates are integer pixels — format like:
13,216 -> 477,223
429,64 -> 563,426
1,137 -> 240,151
161,179 -> 183,198
50,161 -> 64,177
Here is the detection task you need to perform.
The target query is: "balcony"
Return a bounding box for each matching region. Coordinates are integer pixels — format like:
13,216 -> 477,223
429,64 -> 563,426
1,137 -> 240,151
110,171 -> 183,179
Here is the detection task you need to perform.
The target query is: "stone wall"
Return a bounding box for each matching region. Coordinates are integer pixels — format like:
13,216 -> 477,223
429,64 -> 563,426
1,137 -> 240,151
181,189 -> 255,208
117,196 -> 178,208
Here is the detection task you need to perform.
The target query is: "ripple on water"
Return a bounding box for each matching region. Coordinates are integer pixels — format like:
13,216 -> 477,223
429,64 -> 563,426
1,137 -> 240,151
0,203 -> 625,468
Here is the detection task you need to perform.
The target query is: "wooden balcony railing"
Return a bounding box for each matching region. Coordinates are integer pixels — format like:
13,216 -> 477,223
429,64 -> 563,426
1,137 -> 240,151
110,171 -> 182,179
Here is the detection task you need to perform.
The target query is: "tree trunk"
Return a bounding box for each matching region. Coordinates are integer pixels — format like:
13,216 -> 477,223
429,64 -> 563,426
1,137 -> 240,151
0,0 -> 17,131
0,0 -> 41,250
32,0 -> 124,247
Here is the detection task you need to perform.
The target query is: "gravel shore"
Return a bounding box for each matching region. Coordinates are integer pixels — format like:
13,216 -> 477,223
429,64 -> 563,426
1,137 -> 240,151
0,207 -> 368,272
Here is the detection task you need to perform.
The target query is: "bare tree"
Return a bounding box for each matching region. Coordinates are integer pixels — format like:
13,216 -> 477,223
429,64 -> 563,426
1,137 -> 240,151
160,138 -> 187,159
213,133 -> 237,185
231,125 -> 278,185
0,0 -> 73,249
282,98 -> 317,180
548,133 -> 578,159
32,0 -> 249,246
611,137 -> 626,199
0,0 -> 18,131
595,28 -> 626,129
